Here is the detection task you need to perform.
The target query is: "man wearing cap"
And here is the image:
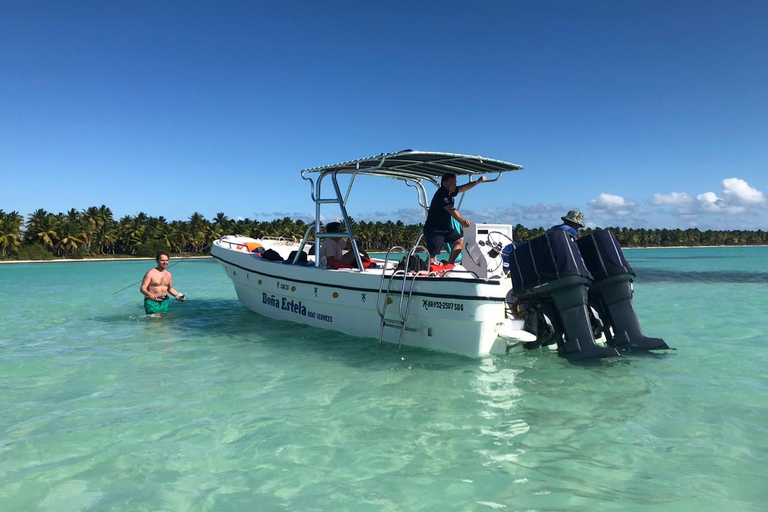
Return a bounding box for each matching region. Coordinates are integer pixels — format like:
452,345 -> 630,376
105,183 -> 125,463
549,210 -> 585,240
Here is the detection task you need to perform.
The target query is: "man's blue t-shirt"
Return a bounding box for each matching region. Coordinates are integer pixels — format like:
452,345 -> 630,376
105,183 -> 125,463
424,186 -> 459,232
549,223 -> 579,238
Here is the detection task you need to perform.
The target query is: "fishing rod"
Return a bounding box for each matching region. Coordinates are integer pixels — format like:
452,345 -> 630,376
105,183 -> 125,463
111,244 -> 212,295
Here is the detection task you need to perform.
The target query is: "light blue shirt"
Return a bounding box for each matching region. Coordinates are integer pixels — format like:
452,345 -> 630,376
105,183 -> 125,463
549,223 -> 579,239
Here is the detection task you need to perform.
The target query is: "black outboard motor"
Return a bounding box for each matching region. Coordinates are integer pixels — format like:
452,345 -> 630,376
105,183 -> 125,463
509,231 -> 620,358
577,230 -> 669,351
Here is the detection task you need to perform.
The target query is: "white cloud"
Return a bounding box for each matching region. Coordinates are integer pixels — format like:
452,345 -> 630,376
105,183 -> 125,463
644,177 -> 768,228
387,208 -> 425,225
721,178 -> 765,205
696,192 -> 723,208
519,203 -> 559,222
354,203 -> 574,228
652,192 -> 694,207
340,177 -> 768,231
695,191 -> 744,214
588,194 -> 639,217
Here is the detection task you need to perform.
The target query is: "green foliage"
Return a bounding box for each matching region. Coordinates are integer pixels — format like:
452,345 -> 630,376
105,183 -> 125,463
71,247 -> 88,259
0,209 -> 24,257
17,244 -> 55,260
135,239 -> 170,258
5,205 -> 768,262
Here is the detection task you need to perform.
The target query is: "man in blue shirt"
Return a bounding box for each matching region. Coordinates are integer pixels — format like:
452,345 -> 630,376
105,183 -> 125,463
423,173 -> 487,265
549,209 -> 584,240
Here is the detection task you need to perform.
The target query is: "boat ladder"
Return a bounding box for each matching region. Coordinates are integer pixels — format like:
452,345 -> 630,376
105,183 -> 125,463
375,244 -> 430,349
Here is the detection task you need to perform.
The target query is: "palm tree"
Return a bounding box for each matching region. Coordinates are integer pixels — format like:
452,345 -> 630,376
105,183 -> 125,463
117,215 -> 146,255
52,210 -> 89,257
56,224 -> 87,257
168,222 -> 192,253
188,212 -> 206,229
82,206 -> 101,254
99,228 -> 118,255
15,203 -> 768,257
145,216 -> 169,242
98,205 -> 116,254
213,212 -> 229,227
0,210 -> 24,257
25,209 -> 59,251
65,208 -> 81,224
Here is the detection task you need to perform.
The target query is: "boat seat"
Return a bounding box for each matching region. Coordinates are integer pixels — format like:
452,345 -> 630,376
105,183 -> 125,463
460,241 -> 488,278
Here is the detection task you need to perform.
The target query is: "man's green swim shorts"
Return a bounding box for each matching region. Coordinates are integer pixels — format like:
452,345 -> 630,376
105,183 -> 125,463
144,298 -> 170,315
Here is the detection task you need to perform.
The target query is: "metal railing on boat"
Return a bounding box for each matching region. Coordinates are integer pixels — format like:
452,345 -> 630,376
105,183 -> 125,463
376,243 -> 430,350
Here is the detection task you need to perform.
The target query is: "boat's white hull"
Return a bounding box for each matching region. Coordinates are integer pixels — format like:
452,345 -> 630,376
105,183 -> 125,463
212,237 -> 532,355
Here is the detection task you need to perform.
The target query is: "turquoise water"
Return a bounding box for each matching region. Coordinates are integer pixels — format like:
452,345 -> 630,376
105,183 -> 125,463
1,248 -> 766,511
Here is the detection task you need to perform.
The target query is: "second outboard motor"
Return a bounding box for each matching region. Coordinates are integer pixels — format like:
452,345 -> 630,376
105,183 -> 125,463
509,231 -> 620,358
577,230 -> 669,351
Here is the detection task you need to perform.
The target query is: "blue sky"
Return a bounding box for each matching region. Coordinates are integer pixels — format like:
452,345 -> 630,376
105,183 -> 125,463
1,0 -> 766,230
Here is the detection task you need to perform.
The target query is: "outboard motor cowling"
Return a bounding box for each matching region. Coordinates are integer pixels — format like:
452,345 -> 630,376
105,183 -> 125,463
509,231 -> 620,358
577,230 -> 669,351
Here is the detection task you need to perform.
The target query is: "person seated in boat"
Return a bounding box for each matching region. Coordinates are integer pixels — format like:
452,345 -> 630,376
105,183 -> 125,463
423,173 -> 487,265
549,209 -> 584,240
320,221 -> 370,268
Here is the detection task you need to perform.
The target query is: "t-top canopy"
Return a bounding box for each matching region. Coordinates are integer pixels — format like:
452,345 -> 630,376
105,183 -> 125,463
301,150 -> 524,184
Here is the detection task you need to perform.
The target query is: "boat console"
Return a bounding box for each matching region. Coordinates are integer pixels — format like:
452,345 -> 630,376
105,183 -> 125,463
460,223 -> 513,279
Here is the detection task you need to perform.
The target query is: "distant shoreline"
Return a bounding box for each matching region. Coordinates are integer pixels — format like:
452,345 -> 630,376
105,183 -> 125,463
0,256 -> 213,265
626,245 -> 768,250
2,245 -> 766,265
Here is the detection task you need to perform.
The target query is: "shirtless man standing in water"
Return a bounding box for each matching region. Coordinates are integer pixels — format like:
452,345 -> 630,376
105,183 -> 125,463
140,252 -> 185,315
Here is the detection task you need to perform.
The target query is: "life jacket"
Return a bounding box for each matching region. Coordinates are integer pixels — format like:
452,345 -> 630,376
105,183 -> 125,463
328,256 -> 373,269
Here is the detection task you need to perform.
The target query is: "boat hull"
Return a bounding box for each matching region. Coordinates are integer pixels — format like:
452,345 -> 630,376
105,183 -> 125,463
212,239 -> 524,355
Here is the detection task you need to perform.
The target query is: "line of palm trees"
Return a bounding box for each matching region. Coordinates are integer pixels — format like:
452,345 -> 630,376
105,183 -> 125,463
1,206 -> 767,259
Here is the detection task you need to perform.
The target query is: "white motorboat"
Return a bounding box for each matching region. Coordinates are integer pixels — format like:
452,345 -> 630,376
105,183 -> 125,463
211,150 -> 668,358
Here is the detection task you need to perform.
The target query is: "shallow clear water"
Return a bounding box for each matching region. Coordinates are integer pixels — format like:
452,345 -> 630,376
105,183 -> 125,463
1,248 -> 767,511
